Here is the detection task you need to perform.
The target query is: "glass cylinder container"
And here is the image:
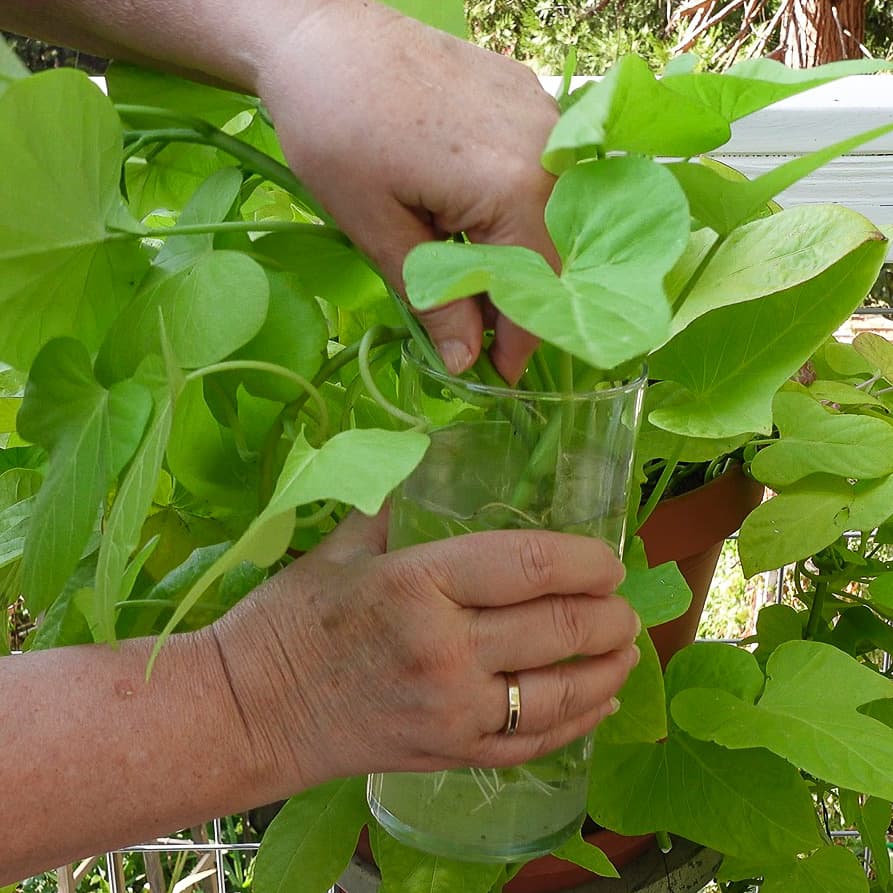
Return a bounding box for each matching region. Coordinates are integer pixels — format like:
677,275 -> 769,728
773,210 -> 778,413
368,344 -> 646,863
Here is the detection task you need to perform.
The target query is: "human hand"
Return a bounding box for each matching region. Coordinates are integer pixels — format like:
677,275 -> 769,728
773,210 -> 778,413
211,511 -> 640,798
254,1 -> 559,383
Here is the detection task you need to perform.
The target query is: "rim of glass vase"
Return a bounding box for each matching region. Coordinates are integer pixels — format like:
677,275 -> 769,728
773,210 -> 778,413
401,340 -> 648,403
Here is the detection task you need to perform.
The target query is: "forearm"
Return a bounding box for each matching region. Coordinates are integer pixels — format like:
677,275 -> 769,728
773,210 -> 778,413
0,0 -> 343,93
0,630 -> 283,883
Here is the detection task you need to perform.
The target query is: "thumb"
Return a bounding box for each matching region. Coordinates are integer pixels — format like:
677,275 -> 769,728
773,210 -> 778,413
314,508 -> 390,565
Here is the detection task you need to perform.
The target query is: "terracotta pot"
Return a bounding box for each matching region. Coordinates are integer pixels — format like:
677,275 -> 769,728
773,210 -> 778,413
638,464 -> 765,669
355,466 -> 764,893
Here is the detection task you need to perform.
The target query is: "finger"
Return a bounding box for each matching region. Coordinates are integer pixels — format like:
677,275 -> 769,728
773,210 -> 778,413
478,646 -> 639,744
478,699 -> 619,770
345,198 -> 485,376
415,297 -> 484,375
387,529 -> 625,608
314,508 -> 390,564
471,594 -> 640,673
489,314 -> 540,385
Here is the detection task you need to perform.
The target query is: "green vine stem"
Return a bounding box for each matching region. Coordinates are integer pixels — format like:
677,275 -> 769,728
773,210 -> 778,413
292,500 -> 338,529
635,443 -> 683,532
183,359 -> 329,442
358,326 -> 428,430
117,104 -> 326,218
138,219 -> 349,243
805,580 -> 829,639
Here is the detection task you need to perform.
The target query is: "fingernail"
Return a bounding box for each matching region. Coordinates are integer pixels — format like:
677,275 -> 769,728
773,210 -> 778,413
629,644 -> 641,667
634,614 -> 642,637
437,339 -> 473,375
609,697 -> 622,715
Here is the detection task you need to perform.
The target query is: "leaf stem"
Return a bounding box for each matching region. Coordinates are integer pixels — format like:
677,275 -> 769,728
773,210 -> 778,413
804,580 -> 829,639
671,232 -> 725,313
636,443 -> 683,532
184,360 -> 329,441
139,220 -> 349,242
117,104 -> 326,218
358,326 -> 428,430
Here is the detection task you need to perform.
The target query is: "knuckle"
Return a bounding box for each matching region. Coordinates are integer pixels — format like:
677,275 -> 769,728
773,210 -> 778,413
550,597 -> 588,656
553,664 -> 583,725
517,536 -> 556,589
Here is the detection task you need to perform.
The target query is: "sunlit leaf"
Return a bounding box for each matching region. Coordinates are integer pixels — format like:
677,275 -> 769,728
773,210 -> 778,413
738,475 -> 852,576
254,777 -> 369,893
407,158 -> 688,370
17,339 -> 152,616
0,70 -> 148,367
543,54 -> 729,173
751,388 -> 893,488
672,640 -> 893,799
650,240 -> 887,438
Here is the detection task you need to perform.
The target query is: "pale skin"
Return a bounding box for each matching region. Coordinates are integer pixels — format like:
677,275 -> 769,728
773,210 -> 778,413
0,0 -> 640,882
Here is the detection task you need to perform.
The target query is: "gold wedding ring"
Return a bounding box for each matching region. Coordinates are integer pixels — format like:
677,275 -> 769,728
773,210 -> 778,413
503,671 -> 521,736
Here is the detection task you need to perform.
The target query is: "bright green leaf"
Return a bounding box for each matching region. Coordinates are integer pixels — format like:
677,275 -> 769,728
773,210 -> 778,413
663,58 -> 893,123
266,428 -> 430,518
672,640 -> 893,800
125,143 -> 233,219
669,122 -> 893,236
671,205 -> 885,337
373,827 -> 503,893
543,55 -> 729,173
650,240 -> 887,439
0,70 -> 148,367
807,379 -> 883,407
752,388 -> 893,488
761,845 -> 870,893
554,832 -> 619,878
254,777 -> 369,893
251,231 -> 386,310
229,272 -> 328,402
595,629 -> 667,744
407,157 -> 688,370
95,370 -> 176,643
738,475 -> 852,576
167,378 -> 257,507
751,604 -> 804,669
665,642 -> 764,705
382,0 -> 466,36
854,332 -> 893,382
618,536 -> 692,628
107,62 -> 258,128
17,339 -> 152,616
588,733 -> 822,860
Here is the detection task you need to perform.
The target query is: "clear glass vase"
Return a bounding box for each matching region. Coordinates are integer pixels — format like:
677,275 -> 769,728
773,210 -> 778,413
368,344 -> 646,862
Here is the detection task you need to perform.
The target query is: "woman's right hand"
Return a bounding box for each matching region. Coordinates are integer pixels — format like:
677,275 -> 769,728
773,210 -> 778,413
211,510 -> 641,800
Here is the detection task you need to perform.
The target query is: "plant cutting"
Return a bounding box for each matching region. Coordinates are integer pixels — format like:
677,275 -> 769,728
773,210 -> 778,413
2,6 -> 893,892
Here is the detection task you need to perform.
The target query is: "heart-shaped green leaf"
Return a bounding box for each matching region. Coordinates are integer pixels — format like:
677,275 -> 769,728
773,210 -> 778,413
98,169 -> 270,381
671,205 -> 885,337
0,70 -> 148,368
672,640 -> 893,800
738,474 -> 852,576
17,339 -> 152,615
543,54 -> 730,173
407,157 -> 689,370
663,57 -> 893,123
588,733 -> 822,860
651,239 -> 887,439
752,388 -> 893,488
